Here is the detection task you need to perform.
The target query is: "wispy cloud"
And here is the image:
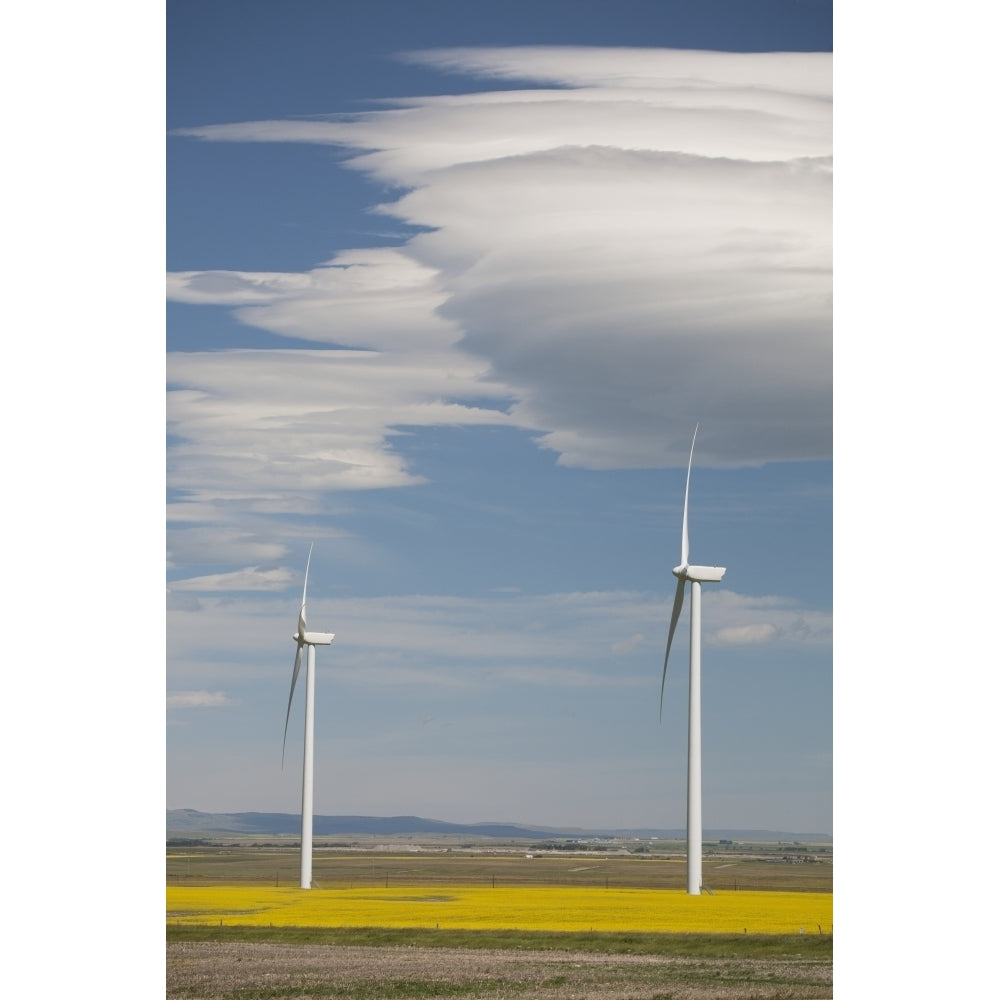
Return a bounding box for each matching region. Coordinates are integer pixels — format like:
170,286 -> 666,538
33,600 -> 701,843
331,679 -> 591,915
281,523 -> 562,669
167,586 -> 831,691
166,691 -> 236,709
611,632 -> 646,655
706,591 -> 831,646
169,566 -> 297,592
400,46 -> 832,98
711,623 -> 778,645
168,342 -> 513,505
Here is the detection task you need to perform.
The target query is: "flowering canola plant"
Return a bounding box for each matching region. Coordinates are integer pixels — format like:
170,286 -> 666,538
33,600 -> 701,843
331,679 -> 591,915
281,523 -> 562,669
167,885 -> 831,934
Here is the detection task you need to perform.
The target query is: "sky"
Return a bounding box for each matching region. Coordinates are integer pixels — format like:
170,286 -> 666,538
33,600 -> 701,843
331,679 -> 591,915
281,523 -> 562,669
166,0 -> 833,835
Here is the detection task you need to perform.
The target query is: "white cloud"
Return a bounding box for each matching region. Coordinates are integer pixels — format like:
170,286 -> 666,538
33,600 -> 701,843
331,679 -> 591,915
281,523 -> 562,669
711,623 -> 778,645
178,48 -> 830,178
401,46 -> 832,98
169,249 -> 466,351
166,691 -> 235,709
169,566 -> 297,592
166,270 -> 313,305
170,46 -> 831,512
167,346 -> 514,503
165,522 -> 292,566
706,591 -> 831,646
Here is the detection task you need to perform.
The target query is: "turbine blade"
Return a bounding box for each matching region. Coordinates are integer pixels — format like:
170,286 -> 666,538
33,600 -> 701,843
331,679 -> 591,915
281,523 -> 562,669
681,425 -> 697,567
281,643 -> 303,767
659,578 -> 687,721
299,543 -> 313,633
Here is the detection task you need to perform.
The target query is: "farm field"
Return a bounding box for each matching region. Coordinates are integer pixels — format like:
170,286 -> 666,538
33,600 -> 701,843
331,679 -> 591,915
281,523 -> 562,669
167,842 -> 832,893
167,845 -> 832,998
168,883 -> 831,935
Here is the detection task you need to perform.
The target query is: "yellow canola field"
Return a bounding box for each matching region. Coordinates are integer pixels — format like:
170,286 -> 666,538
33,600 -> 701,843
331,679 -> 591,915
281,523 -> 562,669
167,885 -> 831,935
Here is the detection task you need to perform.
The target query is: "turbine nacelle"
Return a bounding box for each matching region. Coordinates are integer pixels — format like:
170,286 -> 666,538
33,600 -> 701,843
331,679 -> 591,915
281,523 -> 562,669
672,564 -> 726,583
299,631 -> 335,645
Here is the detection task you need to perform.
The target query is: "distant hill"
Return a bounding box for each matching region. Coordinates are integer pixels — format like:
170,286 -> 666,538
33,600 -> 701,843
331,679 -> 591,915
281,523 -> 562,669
167,809 -> 831,842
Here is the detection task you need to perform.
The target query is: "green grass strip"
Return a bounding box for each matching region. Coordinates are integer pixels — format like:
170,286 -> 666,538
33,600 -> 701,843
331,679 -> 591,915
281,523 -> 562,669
167,923 -> 832,958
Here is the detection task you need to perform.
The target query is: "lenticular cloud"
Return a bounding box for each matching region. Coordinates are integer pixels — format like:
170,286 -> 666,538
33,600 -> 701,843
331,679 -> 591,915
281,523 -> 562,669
170,46 -> 831,496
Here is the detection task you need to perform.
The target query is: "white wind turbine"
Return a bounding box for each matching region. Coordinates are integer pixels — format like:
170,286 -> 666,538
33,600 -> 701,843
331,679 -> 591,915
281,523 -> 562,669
660,426 -> 726,895
282,544 -> 335,889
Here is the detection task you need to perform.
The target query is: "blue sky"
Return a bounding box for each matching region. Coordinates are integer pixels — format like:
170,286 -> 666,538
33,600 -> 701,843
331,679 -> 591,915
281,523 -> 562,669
166,0 -> 833,834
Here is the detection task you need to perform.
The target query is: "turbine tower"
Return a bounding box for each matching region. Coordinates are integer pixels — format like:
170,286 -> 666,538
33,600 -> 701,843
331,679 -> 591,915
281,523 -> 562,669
282,544 -> 334,889
660,426 -> 726,895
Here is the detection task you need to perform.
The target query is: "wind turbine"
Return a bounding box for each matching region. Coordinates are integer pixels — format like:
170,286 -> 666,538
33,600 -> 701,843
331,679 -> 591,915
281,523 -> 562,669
660,426 -> 726,895
282,544 -> 334,889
